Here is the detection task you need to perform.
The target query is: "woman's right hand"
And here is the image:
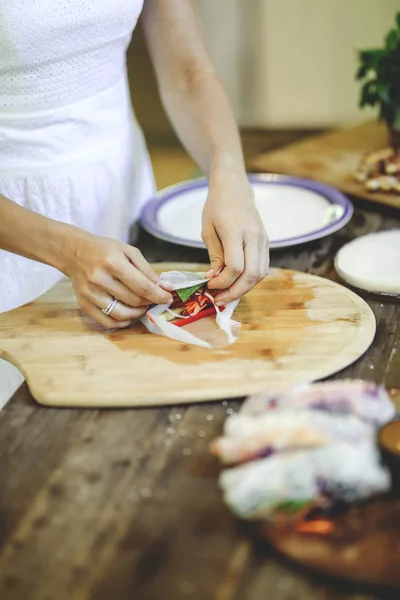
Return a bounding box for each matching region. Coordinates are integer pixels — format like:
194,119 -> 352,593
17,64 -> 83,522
62,230 -> 173,329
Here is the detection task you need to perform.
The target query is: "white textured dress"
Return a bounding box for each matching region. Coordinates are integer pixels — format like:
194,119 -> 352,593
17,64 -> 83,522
0,0 -> 156,403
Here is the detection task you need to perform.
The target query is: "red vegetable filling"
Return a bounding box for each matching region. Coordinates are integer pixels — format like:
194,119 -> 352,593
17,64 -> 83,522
164,285 -> 225,326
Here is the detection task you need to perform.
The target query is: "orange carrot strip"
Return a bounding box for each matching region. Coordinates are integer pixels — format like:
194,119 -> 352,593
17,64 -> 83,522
295,520 -> 335,535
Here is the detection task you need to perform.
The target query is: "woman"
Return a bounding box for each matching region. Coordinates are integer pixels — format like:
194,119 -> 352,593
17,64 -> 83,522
0,0 -> 269,325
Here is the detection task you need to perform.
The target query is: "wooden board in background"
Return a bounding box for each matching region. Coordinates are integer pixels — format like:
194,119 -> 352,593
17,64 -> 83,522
0,265 -> 376,408
249,121 -> 400,210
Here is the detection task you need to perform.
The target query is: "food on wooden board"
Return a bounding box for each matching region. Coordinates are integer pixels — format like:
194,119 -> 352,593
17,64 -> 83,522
161,282 -> 222,327
355,146 -> 400,193
140,271 -> 240,348
211,381 -> 395,523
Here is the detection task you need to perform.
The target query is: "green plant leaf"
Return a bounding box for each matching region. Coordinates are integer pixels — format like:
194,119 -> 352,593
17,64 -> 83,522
356,64 -> 369,80
359,80 -> 378,107
357,16 -> 400,122
385,29 -> 399,52
359,49 -> 385,65
377,83 -> 391,104
175,283 -> 204,303
391,84 -> 400,104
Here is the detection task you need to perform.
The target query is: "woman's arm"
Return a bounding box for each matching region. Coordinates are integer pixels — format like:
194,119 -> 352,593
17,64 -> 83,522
0,194 -> 72,269
0,195 -> 171,325
141,0 -> 269,303
141,0 -> 243,177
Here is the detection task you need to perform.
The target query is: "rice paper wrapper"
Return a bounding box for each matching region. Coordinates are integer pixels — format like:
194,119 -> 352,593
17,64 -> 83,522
210,409 -> 376,465
211,381 -> 395,466
219,441 -> 391,521
140,271 -> 241,349
239,381 -> 395,426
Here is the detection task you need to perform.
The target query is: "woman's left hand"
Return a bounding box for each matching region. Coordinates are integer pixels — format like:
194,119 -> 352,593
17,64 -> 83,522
202,169 -> 269,305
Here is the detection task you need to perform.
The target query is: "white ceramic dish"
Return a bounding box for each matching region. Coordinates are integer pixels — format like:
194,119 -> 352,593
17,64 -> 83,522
335,230 -> 400,295
141,175 -> 353,250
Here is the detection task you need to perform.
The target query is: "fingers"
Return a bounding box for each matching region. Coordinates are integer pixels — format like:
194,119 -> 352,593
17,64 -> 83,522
215,238 -> 259,304
84,287 -> 148,322
79,295 -> 148,330
124,245 -> 159,282
213,225 -> 269,304
260,231 -> 270,278
95,275 -> 148,308
118,267 -> 172,305
207,232 -> 244,291
112,248 -> 172,304
72,238 -> 173,326
202,226 -> 225,280
79,298 -> 132,330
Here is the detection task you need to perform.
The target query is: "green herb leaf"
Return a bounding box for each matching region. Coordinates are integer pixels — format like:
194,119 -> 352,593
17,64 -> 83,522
176,283 -> 204,303
396,12 -> 400,32
274,500 -> 311,514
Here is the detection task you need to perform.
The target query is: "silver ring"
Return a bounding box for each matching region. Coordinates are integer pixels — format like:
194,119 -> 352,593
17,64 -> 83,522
102,297 -> 118,316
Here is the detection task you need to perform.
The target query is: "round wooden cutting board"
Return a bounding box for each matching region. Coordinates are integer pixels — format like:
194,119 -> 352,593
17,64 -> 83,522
0,265 -> 375,407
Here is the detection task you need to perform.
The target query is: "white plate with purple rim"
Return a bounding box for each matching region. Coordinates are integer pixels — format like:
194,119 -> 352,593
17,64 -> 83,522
140,174 -> 353,250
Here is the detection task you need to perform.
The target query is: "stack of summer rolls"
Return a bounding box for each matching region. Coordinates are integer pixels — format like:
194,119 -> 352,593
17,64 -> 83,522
211,381 -> 395,523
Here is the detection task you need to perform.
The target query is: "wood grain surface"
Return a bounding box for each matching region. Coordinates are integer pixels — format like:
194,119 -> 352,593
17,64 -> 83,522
249,121 -> 400,210
0,132 -> 399,600
0,267 -> 375,407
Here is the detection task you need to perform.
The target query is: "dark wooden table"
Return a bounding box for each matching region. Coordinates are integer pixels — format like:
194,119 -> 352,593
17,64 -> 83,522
0,153 -> 400,600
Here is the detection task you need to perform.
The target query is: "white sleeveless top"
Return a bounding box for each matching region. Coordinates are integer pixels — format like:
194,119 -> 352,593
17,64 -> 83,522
0,0 -> 155,313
